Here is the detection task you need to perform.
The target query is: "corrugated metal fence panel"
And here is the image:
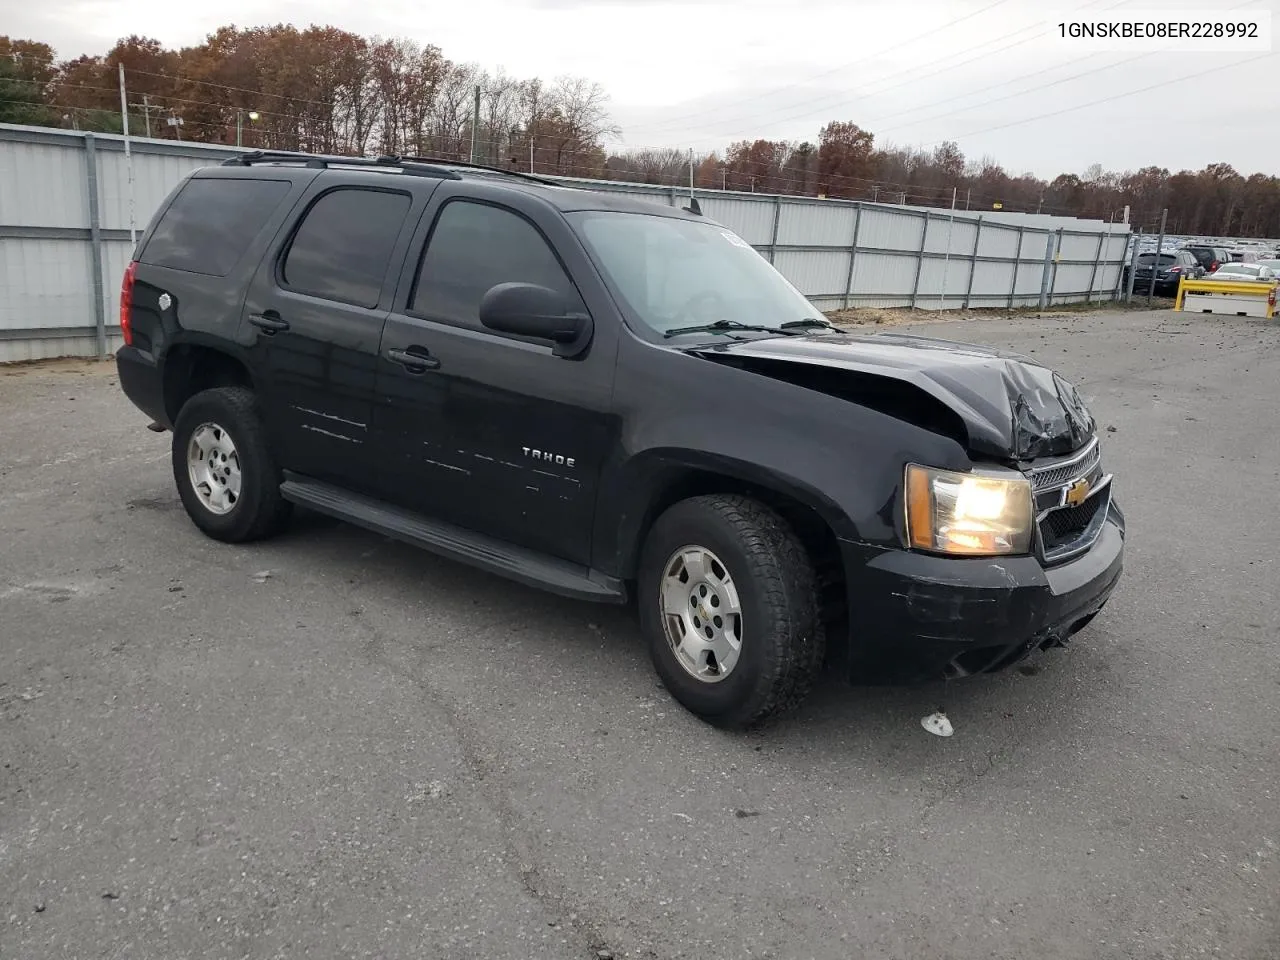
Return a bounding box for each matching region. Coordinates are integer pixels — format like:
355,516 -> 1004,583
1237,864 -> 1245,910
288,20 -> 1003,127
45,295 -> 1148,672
772,249 -> 848,298
776,200 -> 856,247
916,256 -> 975,306
970,260 -> 1017,305
0,137 -> 89,228
700,196 -> 776,246
858,207 -> 925,253
977,223 -> 1020,259
923,216 -> 978,256
0,237 -> 95,329
849,251 -> 918,307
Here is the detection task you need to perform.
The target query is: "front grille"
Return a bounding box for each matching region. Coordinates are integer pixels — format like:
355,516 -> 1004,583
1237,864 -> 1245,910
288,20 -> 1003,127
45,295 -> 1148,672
1029,441 -> 1100,492
1025,438 -> 1111,563
1040,494 -> 1106,552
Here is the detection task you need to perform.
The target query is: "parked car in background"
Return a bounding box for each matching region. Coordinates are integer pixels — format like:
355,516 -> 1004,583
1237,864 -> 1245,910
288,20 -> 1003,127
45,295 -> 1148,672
1127,250 -> 1203,297
1205,262 -> 1277,282
1183,245 -> 1230,274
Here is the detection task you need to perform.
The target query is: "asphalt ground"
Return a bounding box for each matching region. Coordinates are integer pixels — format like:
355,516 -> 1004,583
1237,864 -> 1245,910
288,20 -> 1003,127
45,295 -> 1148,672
1,307 -> 1277,960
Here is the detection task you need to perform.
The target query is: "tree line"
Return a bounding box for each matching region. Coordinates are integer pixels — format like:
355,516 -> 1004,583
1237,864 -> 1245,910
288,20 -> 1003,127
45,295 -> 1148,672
2,29 -> 1276,237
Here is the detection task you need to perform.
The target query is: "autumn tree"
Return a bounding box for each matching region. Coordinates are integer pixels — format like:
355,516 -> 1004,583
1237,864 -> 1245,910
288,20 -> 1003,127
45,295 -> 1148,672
818,121 -> 874,198
0,37 -> 57,126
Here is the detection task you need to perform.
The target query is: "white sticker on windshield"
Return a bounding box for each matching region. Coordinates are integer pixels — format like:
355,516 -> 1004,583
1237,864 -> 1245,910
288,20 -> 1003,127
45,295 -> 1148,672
720,230 -> 753,250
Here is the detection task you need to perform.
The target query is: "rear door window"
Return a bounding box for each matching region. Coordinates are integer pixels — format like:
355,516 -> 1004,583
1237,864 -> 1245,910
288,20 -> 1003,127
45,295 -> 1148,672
141,177 -> 291,277
282,187 -> 411,308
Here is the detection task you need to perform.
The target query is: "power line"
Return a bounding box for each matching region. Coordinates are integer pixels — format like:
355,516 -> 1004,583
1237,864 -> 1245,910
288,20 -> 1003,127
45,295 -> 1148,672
871,0 -> 1266,140
629,0 -> 1118,140
914,50 -> 1276,150
624,0 -> 1015,134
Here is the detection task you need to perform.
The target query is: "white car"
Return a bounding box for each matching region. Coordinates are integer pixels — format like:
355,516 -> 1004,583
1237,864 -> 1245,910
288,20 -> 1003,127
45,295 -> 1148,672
1206,262 -> 1277,282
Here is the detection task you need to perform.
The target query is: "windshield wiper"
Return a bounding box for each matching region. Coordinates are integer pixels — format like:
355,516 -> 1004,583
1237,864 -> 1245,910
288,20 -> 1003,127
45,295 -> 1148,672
663,319 -> 792,338
780,317 -> 840,331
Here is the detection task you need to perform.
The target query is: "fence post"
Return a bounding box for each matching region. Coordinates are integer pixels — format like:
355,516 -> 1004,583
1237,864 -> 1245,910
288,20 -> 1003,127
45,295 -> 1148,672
1009,226 -> 1024,309
909,211 -> 929,309
84,133 -> 108,359
1125,228 -> 1142,302
1037,229 -> 1055,311
768,195 -> 782,264
668,186 -> 678,207
963,215 -> 982,310
1084,230 -> 1106,304
1047,228 -> 1064,307
842,202 -> 863,310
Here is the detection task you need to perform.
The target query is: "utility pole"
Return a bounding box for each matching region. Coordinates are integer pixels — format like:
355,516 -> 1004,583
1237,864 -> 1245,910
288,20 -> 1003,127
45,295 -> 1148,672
1147,207 -> 1167,308
529,134 -> 534,174
117,63 -> 136,245
125,94 -> 155,138
469,85 -> 481,164
126,96 -> 155,137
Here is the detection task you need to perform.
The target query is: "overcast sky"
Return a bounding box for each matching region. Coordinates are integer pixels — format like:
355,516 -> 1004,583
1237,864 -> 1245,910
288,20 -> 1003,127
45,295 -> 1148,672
9,0 -> 1277,177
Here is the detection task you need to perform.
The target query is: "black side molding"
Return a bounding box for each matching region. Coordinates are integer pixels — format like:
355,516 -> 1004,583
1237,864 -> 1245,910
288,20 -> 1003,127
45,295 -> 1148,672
279,474 -> 627,605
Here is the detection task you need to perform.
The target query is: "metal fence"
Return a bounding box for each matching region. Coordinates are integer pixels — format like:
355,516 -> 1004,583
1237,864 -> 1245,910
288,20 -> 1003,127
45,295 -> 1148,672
0,123 -> 1133,363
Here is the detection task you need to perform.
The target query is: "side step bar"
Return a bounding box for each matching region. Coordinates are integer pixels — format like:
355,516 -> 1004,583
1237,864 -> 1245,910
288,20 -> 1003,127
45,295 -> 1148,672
280,474 -> 627,605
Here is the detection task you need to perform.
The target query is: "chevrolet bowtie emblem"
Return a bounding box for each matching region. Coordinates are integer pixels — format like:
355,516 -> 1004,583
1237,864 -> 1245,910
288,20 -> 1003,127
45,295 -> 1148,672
1063,477 -> 1091,508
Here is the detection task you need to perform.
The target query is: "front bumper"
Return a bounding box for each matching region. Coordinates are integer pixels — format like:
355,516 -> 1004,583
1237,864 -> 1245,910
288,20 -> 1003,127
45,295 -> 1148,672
841,501 -> 1125,683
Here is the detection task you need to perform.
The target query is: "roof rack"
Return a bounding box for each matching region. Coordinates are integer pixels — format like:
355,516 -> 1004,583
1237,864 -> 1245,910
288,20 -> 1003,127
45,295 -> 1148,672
386,155 -> 564,187
220,150 -> 462,180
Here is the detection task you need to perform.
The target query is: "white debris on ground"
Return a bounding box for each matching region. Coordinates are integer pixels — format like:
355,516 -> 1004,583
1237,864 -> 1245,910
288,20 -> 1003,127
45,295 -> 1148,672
921,711 -> 954,737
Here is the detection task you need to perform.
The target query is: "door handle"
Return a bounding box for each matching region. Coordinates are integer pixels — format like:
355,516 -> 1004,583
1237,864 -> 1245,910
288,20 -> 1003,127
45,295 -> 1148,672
386,346 -> 441,372
248,311 -> 290,334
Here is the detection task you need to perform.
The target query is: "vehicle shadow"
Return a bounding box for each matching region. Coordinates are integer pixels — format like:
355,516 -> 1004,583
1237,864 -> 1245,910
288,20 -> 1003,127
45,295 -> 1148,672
272,506 -> 1094,770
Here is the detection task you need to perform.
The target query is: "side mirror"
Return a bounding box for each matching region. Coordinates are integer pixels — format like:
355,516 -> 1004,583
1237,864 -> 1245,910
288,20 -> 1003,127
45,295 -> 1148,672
478,282 -> 592,358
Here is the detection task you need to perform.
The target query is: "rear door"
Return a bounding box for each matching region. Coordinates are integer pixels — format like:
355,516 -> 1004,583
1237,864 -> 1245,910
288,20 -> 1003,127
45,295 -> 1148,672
373,182 -> 619,566
240,178 -> 424,492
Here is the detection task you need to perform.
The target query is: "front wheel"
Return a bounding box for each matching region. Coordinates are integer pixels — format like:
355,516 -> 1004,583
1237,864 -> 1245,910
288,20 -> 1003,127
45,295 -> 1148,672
172,386 -> 292,543
637,495 -> 825,728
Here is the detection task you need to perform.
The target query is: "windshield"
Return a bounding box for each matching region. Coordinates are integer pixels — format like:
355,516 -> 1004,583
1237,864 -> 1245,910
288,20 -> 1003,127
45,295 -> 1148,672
1137,254 -> 1176,265
1214,263 -> 1259,276
568,211 -> 819,337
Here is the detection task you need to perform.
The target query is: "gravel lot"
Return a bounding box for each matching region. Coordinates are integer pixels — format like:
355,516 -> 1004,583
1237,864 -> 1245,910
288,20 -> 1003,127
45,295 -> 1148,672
2,308 -> 1278,960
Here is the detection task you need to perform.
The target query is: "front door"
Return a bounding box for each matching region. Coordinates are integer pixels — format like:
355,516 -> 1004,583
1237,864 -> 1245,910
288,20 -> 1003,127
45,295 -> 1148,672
374,184 -> 618,566
241,182 -> 418,491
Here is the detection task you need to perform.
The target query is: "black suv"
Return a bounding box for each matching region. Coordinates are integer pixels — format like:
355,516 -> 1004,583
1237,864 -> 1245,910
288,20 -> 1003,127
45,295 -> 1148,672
1183,245 -> 1229,274
1126,250 -> 1204,297
116,151 -> 1125,727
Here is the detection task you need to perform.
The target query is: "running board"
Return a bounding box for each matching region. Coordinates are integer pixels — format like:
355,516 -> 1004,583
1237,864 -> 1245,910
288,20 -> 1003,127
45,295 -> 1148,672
279,475 -> 626,605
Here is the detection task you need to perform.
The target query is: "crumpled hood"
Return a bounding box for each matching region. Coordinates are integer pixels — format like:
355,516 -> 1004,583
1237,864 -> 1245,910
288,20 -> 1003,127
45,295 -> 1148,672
688,331 -> 1095,460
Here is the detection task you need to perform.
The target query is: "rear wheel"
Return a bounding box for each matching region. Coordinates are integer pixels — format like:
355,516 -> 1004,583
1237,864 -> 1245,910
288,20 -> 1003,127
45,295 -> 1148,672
637,495 -> 824,728
172,386 -> 291,542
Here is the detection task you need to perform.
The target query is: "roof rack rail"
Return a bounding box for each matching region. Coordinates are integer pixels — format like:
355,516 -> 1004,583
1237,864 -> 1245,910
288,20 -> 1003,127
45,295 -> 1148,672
387,155 -> 564,187
220,150 -> 462,180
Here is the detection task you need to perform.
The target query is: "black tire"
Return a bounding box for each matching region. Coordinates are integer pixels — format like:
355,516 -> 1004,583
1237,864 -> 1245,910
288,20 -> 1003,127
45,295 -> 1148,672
637,495 -> 825,729
171,386 -> 292,543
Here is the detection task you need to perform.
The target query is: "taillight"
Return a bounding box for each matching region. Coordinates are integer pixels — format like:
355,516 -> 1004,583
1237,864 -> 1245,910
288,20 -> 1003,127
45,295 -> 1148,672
1169,266 -> 1181,273
119,261 -> 137,346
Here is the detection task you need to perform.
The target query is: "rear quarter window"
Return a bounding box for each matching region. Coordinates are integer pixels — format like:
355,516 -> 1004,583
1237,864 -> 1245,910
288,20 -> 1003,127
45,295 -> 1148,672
140,177 -> 292,277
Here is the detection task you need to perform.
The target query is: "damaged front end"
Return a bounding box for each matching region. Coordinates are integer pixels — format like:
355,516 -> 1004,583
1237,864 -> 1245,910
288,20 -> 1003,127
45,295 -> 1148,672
686,330 -> 1125,684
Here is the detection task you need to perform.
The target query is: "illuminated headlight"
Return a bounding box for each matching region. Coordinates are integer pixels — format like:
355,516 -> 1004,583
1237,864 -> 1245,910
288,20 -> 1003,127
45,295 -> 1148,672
904,464 -> 1034,556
